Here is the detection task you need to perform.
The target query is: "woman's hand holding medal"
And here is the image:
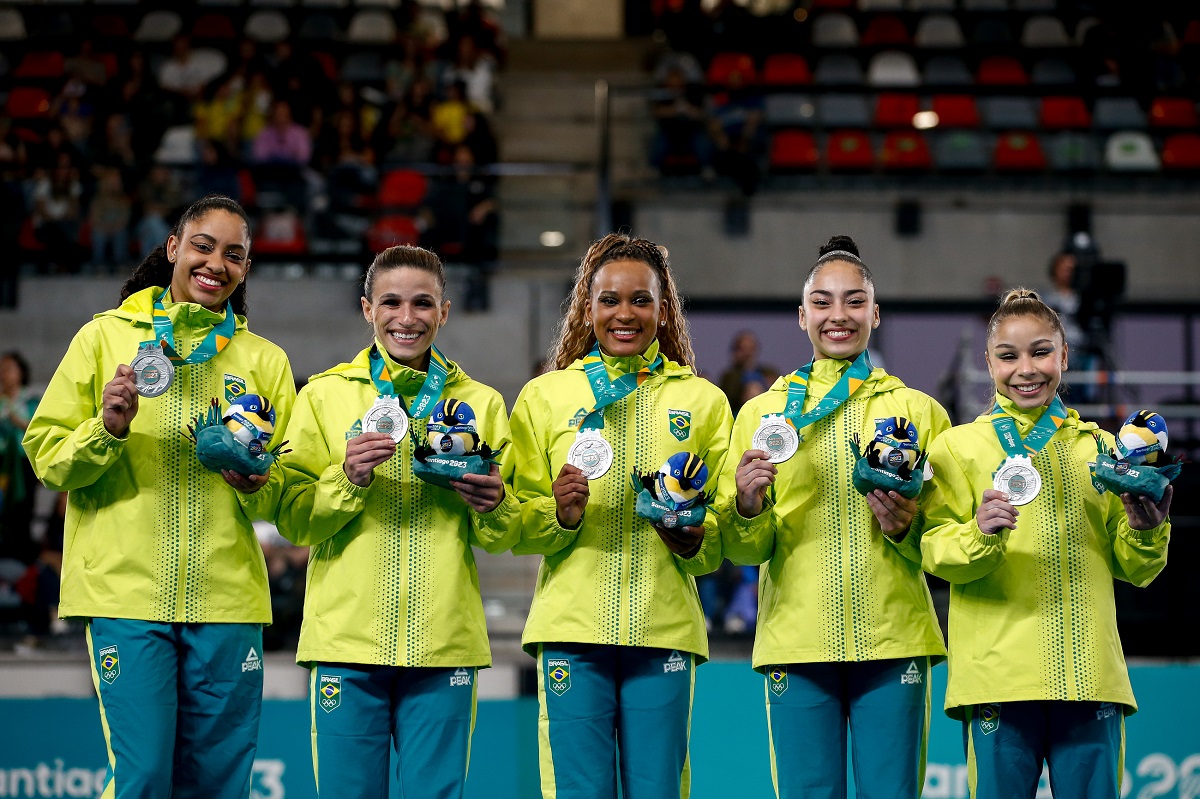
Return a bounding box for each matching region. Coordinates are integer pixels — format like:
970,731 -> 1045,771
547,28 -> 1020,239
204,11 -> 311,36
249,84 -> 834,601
866,489 -> 917,536
449,463 -> 505,513
344,432 -> 397,487
102,365 -> 140,438
553,463 -> 590,529
977,489 -> 1018,535
735,449 -> 777,519
1122,484 -> 1172,530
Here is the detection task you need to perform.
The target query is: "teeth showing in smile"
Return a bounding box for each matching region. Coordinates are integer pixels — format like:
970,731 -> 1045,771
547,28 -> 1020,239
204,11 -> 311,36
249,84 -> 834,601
610,329 -> 639,340
1014,383 -> 1043,393
194,274 -> 223,289
824,330 -> 853,340
392,331 -> 421,342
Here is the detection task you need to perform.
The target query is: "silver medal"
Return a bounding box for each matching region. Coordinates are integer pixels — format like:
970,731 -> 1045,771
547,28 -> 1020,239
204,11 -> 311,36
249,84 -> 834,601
751,414 -> 800,464
362,397 -> 409,443
567,429 -> 614,480
131,344 -> 175,398
993,456 -> 1042,506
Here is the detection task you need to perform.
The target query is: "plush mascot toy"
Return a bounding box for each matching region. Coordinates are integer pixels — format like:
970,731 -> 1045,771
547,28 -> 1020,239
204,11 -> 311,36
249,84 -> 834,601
849,416 -> 929,500
1092,410 -> 1182,503
631,452 -> 713,529
412,398 -> 503,489
185,395 -> 288,476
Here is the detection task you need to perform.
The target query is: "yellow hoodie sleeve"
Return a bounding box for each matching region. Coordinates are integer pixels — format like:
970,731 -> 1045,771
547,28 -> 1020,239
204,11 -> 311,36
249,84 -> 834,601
465,390 -> 521,554
1107,491 -> 1170,587
506,381 -> 581,557
885,394 -> 954,564
235,354 -> 296,523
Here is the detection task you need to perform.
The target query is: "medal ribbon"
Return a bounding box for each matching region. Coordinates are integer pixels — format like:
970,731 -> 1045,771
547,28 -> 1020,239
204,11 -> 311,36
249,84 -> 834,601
146,289 -> 236,366
989,395 -> 1068,458
578,343 -> 663,431
779,350 -> 874,432
368,343 -> 450,419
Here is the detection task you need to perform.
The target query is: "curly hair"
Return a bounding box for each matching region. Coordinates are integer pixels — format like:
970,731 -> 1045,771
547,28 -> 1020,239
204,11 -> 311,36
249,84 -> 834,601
547,233 -> 695,370
120,194 -> 252,315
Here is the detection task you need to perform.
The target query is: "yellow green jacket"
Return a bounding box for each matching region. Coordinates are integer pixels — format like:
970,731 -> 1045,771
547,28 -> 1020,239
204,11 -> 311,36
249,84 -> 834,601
277,344 -> 520,668
918,395 -> 1170,717
507,343 -> 733,661
23,286 -> 295,623
716,359 -> 950,669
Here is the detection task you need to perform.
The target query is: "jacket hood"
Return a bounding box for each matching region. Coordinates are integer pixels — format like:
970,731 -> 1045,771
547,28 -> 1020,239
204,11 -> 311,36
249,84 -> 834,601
762,361 -> 906,397
974,392 -> 1098,435
309,343 -> 469,391
96,286 -> 249,332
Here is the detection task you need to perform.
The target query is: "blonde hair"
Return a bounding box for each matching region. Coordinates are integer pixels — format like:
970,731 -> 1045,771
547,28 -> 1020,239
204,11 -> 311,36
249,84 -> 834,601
547,233 -> 695,370
986,287 -> 1068,345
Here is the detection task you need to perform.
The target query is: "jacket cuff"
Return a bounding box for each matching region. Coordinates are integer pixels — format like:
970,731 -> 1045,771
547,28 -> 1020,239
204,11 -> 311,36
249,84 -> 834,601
471,487 -> 517,526
1124,517 -> 1170,544
332,464 -> 372,499
970,521 -> 1009,549
541,499 -> 581,539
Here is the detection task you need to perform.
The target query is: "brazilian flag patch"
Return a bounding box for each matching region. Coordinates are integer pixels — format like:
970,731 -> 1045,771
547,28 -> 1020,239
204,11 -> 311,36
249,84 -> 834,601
99,645 -> 120,684
768,665 -> 787,696
548,659 -> 571,695
318,675 -> 342,712
669,409 -> 692,442
225,374 -> 247,403
978,703 -> 1000,735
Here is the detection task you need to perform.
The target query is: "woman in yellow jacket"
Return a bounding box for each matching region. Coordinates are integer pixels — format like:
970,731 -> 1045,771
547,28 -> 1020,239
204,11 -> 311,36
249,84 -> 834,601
718,235 -> 950,798
506,233 -> 732,799
23,194 -> 295,798
918,289 -> 1171,799
277,244 -> 519,799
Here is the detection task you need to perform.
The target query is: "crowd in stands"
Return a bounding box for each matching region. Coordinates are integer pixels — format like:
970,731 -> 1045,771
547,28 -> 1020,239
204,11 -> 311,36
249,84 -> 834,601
645,1 -> 1200,187
2,1 -> 505,302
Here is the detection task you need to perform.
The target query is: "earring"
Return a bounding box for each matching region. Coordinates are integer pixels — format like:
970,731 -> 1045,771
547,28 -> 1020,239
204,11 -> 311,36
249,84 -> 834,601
659,320 -> 666,327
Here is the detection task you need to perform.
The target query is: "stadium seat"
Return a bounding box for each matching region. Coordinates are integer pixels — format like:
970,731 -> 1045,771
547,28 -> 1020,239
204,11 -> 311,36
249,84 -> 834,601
366,216 -> 420,252
914,15 -> 965,49
818,94 -> 872,127
298,12 -> 342,40
825,130 -> 875,170
1149,97 -> 1200,129
982,96 -> 1037,129
341,52 -> 385,83
907,0 -> 956,9
311,51 -> 338,81
0,9 -> 26,40
769,130 -> 819,171
190,49 -> 229,85
874,93 -> 920,128
931,95 -> 980,127
1040,96 -> 1091,129
814,54 -> 865,85
933,131 -> 990,171
254,211 -> 307,255
133,10 -> 183,42
923,56 -> 973,86
860,15 -> 911,47
765,94 -> 816,126
1104,131 -> 1159,171
1046,132 -> 1100,172
1161,133 -> 1200,171
761,54 -> 811,85
1030,58 -> 1076,85
4,86 -> 50,118
1021,16 -> 1071,48
347,10 -> 397,42
1075,17 -> 1103,45
707,52 -> 757,86
977,56 -> 1029,85
867,51 -> 920,87
1184,19 -> 1200,46
993,132 -> 1046,171
972,18 -> 1013,47
961,0 -> 1008,9
92,14 -> 131,38
245,10 -> 290,42
14,52 -> 64,79
194,14 -> 238,39
813,13 -> 859,48
154,126 -> 197,165
378,169 -> 428,208
1093,98 -> 1147,130
880,131 -> 932,171
31,11 -> 72,37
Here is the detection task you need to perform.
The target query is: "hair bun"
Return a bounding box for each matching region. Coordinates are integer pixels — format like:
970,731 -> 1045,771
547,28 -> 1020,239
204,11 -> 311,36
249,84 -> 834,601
1000,287 -> 1043,306
819,235 -> 859,258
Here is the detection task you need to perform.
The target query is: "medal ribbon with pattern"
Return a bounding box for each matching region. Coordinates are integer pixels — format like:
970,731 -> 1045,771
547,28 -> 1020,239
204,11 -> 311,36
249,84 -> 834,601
145,289 -> 236,366
780,350 -> 874,435
367,343 -> 450,419
989,395 -> 1068,460
577,343 -> 663,431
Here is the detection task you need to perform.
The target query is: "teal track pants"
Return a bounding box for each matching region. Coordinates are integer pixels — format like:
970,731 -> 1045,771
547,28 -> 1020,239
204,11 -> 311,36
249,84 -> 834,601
86,618 -> 264,799
310,663 -> 478,799
536,644 -> 697,799
765,657 -> 932,799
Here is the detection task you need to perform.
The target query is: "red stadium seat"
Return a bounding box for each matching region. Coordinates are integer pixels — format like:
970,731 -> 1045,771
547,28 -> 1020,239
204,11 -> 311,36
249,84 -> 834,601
931,95 -> 980,128
826,130 -> 874,171
1161,133 -> 1200,170
880,131 -> 932,171
92,15 -> 130,40
194,14 -> 238,40
14,51 -> 65,79
366,216 -> 421,252
994,132 -> 1046,171
875,93 -> 919,128
1149,97 -> 1200,129
859,15 -> 911,47
311,52 -> 338,82
18,218 -> 46,251
707,52 -> 757,86
1183,20 -> 1200,46
1040,97 -> 1091,130
761,54 -> 811,85
977,56 -> 1029,85
5,87 -> 51,119
769,130 -> 819,171
378,170 -> 428,208
254,211 -> 307,255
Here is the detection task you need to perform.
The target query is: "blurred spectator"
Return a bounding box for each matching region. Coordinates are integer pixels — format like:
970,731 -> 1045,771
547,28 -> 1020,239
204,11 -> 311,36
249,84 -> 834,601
425,144 -> 498,310
462,111 -> 498,166
29,126 -> 84,174
0,351 -> 40,565
1044,251 -> 1085,350
718,330 -> 778,416
253,100 -> 312,166
696,562 -> 757,635
431,79 -> 473,159
158,36 -> 216,122
136,166 -> 186,258
30,154 -> 84,272
88,167 -> 131,272
64,40 -> 111,92
315,109 -> 378,210
256,521 -> 308,651
195,139 -> 243,204
374,94 -> 436,167
54,87 -> 95,158
93,113 -> 137,177
116,52 -> 170,160
650,65 -> 712,176
268,41 -> 334,136
447,0 -> 507,65
444,36 -> 497,114
194,76 -> 247,148
706,73 -> 765,196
